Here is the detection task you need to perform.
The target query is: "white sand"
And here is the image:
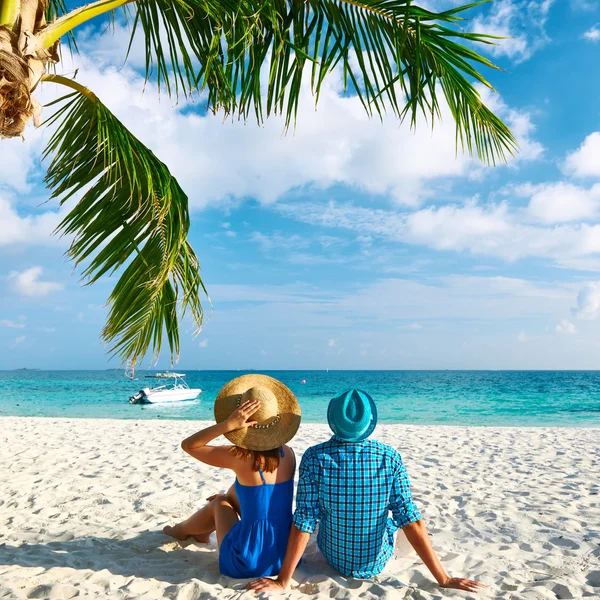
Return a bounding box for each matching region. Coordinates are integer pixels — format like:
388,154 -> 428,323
1,417 -> 599,600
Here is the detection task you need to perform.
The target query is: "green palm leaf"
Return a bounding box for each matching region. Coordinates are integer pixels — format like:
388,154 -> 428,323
42,79 -> 206,365
128,0 -> 516,164
45,0 -> 77,52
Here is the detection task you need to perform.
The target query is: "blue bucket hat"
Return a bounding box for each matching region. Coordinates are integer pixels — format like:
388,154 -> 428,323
327,389 -> 377,442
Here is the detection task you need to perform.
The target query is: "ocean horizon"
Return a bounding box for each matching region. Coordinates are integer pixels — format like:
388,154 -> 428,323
1,369 -> 599,427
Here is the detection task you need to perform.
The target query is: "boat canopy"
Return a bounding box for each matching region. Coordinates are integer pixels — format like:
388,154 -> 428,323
144,372 -> 186,378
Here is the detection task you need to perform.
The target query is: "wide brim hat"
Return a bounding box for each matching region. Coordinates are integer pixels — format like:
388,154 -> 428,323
327,388 -> 377,442
214,374 -> 301,451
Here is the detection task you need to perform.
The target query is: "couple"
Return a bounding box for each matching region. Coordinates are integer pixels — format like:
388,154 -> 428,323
163,374 -> 482,593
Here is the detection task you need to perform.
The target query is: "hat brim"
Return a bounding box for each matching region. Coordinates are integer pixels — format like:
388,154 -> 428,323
214,374 -> 301,451
327,392 -> 377,442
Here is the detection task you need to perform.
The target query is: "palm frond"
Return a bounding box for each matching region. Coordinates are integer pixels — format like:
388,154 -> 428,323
126,0 -> 516,163
45,0 -> 77,52
122,0 -> 234,100
225,0 -> 517,164
42,79 -> 206,365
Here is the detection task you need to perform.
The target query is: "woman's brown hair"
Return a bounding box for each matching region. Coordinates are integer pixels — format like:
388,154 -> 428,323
230,447 -> 281,473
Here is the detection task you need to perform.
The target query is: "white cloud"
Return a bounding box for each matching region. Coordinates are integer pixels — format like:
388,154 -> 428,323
328,339 -> 336,347
76,312 -> 85,322
199,275 -> 591,369
76,21 -> 147,70
583,24 -> 600,42
0,320 -> 25,329
318,236 -> 344,249
248,232 -> 350,265
214,276 -> 573,328
14,336 -> 26,346
210,282 -> 323,304
572,282 -> 600,320
20,23 -> 542,217
0,195 -> 66,248
8,267 -> 64,297
556,319 -> 577,334
405,200 -> 511,252
397,322 -> 424,330
471,0 -> 555,63
0,136 -> 44,194
525,182 -> 600,224
42,327 -> 57,333
564,132 -> 600,177
250,232 -> 310,253
0,11 -> 546,304
276,197 -> 600,267
571,0 -> 597,10
477,86 -> 545,162
198,338 -> 209,348
339,276 -> 572,322
502,107 -> 545,162
517,330 -> 528,343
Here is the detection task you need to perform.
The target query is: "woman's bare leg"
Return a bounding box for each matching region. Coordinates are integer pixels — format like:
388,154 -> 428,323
163,502 -> 216,542
213,496 -> 239,548
223,484 -> 241,515
163,485 -> 240,543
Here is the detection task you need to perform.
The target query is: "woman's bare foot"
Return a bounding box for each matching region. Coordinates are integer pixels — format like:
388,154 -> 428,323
162,525 -> 189,541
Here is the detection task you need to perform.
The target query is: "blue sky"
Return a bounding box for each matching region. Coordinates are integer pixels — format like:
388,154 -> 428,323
2,0 -> 600,370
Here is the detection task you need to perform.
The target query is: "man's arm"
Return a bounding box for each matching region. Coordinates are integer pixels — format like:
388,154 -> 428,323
390,455 -> 484,593
246,525 -> 310,591
402,520 -> 484,593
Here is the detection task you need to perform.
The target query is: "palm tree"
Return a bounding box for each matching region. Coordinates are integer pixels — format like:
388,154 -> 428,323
0,0 -> 517,366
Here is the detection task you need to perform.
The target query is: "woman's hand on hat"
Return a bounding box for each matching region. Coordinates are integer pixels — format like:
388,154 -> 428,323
225,398 -> 260,431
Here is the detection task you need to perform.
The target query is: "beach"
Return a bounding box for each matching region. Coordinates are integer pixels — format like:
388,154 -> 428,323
1,417 -> 599,599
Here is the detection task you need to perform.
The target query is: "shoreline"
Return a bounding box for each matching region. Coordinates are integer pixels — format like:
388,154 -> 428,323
2,417 -> 599,599
2,415 -> 600,430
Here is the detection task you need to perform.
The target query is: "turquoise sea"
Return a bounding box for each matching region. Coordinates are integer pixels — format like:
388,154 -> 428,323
0,370 -> 599,426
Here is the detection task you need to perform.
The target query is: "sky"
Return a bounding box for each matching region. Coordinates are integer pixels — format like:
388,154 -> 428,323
2,0 -> 600,370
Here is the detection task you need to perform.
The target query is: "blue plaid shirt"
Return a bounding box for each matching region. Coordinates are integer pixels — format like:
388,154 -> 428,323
293,436 -> 421,578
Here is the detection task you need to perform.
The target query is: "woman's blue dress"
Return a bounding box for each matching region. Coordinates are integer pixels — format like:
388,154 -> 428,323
219,450 -> 295,578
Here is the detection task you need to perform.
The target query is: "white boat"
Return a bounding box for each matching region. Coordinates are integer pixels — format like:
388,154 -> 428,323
129,373 -> 201,404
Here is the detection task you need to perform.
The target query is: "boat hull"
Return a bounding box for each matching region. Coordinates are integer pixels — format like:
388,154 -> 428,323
144,388 -> 202,403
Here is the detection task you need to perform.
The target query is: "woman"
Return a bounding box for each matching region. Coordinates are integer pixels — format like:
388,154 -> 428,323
163,374 -> 302,579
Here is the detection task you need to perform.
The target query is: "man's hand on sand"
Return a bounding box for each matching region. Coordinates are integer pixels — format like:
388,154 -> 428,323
440,577 -> 485,592
245,578 -> 286,592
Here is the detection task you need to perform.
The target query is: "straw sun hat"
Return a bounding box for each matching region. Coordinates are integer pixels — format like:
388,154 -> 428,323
214,374 -> 301,451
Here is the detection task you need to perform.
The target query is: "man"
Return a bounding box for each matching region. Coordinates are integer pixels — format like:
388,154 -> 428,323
247,388 -> 483,593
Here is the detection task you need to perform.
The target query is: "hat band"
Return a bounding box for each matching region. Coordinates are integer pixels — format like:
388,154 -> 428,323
236,396 -> 281,430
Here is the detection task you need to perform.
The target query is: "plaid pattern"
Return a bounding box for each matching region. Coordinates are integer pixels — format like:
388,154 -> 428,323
293,436 -> 421,578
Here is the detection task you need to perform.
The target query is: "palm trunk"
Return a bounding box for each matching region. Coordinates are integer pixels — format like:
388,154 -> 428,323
1,0 -> 48,136
0,0 -> 129,138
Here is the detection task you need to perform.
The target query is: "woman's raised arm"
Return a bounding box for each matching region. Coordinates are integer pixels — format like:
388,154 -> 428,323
181,398 -> 260,468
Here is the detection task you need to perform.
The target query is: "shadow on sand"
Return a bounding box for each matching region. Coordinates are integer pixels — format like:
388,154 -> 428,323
0,531 -> 223,586
0,530 -> 419,597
